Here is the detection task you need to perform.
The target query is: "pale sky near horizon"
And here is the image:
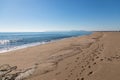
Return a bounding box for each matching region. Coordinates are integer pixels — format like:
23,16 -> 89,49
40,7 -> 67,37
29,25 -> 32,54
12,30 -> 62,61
0,0 -> 120,32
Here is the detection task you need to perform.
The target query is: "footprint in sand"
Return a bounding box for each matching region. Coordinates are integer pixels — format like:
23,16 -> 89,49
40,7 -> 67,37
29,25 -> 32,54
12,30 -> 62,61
81,77 -> 84,80
55,72 -> 61,75
100,58 -> 104,61
77,78 -> 80,80
88,65 -> 91,68
65,67 -> 68,70
96,56 -> 99,59
75,60 -> 78,63
87,71 -> 93,76
93,62 -> 97,65
76,57 -> 80,60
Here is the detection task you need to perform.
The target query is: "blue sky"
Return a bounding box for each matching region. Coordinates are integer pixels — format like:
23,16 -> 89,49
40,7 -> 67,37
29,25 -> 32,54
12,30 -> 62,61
0,0 -> 120,32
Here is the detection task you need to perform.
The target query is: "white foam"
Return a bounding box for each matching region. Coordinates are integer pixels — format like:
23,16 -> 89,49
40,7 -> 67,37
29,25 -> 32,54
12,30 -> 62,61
0,40 -> 10,45
0,41 -> 48,53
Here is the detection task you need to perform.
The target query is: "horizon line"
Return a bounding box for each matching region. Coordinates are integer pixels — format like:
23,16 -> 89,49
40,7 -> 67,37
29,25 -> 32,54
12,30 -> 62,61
0,30 -> 119,32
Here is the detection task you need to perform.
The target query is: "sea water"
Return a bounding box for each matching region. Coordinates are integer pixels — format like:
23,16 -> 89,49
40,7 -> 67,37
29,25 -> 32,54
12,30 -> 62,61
0,31 -> 92,53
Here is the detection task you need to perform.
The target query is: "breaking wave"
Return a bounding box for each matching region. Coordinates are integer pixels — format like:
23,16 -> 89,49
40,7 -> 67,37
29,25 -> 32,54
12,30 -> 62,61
0,40 -> 10,45
0,39 -> 23,45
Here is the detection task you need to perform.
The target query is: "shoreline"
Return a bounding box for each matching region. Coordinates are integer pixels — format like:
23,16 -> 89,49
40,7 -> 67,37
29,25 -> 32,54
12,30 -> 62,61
0,34 -> 92,54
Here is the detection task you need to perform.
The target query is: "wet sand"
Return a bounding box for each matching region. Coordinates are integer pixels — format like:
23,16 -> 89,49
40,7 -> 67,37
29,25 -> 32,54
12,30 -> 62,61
0,32 -> 120,80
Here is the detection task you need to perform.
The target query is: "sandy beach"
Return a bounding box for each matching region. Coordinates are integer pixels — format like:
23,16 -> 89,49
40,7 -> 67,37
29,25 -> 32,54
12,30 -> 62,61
0,32 -> 120,80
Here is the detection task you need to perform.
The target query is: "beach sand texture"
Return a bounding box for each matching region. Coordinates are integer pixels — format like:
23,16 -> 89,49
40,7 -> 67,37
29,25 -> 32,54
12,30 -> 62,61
0,32 -> 120,80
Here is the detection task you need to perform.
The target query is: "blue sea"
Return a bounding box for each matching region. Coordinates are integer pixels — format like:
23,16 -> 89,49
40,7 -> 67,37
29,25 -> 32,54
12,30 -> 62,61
0,31 -> 92,53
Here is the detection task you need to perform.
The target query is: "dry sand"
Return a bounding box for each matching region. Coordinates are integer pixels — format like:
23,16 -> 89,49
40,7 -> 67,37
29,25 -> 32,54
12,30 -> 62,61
0,32 -> 120,80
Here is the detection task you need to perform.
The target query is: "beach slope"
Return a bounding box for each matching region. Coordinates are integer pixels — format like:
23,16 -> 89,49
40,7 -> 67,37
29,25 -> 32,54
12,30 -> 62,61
0,32 -> 120,80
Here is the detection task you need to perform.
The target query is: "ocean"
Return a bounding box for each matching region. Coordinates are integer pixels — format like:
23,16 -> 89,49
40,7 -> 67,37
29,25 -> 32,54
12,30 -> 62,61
0,31 -> 92,53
